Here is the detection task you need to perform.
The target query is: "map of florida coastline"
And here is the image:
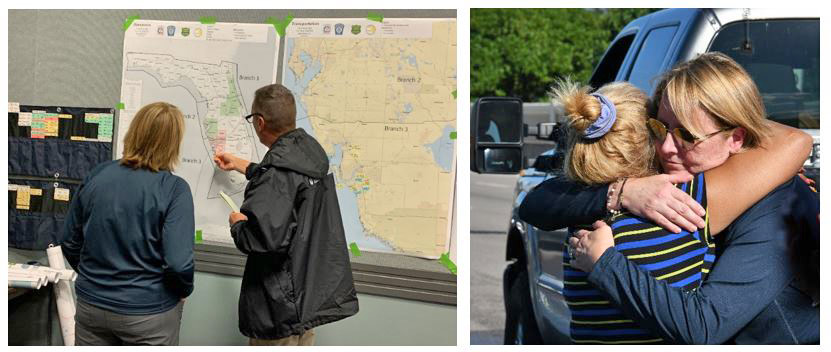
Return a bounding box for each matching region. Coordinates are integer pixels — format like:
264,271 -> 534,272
284,21 -> 457,257
124,52 -> 257,197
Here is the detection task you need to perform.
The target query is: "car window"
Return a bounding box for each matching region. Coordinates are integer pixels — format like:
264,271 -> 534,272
627,25 -> 679,94
589,33 -> 636,88
709,19 -> 819,129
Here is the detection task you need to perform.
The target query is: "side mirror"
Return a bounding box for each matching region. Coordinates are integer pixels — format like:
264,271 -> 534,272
470,97 -> 524,174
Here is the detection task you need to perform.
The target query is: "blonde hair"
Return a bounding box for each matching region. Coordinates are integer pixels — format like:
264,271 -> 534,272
121,102 -> 185,172
650,52 -> 771,148
553,80 -> 657,185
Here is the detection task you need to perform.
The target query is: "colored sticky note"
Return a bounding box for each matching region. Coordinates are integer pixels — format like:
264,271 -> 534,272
195,230 -> 203,243
200,16 -> 216,24
367,12 -> 384,23
17,112 -> 32,127
30,112 -> 46,139
16,187 -> 30,210
449,131 -> 457,140
116,102 -> 125,110
451,90 -> 457,99
349,242 -> 361,257
44,114 -> 59,137
54,188 -> 70,201
267,14 -> 294,37
123,15 -> 140,31
85,113 -> 100,124
439,252 -> 457,275
29,188 -> 42,196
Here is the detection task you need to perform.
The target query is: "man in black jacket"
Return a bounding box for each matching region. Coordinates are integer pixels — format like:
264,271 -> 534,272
214,84 -> 358,345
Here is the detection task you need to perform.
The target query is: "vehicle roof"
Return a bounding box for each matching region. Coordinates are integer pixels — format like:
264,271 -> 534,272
620,8 -> 819,35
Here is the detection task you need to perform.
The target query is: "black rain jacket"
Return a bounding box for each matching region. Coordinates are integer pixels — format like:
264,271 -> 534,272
230,128 -> 359,339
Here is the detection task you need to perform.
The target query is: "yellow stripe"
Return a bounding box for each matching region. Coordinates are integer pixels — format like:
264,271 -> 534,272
564,280 -> 589,285
689,176 -> 695,196
571,338 -> 664,344
626,240 -> 699,259
567,300 -> 610,306
571,319 -> 634,325
656,260 -> 703,281
613,226 -> 663,239
702,268 -> 710,274
703,207 -> 710,244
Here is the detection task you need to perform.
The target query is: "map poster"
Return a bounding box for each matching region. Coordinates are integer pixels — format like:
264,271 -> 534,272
119,20 -> 279,243
283,19 -> 457,259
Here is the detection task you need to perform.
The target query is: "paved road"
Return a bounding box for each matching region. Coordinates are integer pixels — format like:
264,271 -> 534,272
470,172 -> 519,345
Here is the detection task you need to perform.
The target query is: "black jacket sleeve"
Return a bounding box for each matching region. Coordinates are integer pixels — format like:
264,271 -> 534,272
231,168 -> 298,254
518,177 -> 609,231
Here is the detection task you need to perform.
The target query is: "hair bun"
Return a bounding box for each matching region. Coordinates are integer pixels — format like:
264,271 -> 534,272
551,80 -> 600,134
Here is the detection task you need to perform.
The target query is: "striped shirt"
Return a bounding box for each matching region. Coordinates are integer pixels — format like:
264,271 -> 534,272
563,172 -> 715,344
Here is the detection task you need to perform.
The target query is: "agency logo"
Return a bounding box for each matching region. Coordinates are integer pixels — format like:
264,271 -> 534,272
181,27 -> 190,37
157,26 -> 164,35
323,24 -> 331,34
194,28 -> 203,38
334,23 -> 344,35
351,25 -> 361,35
167,26 -> 176,37
366,25 -> 376,35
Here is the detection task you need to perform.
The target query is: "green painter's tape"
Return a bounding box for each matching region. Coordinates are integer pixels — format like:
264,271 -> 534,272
451,90 -> 457,99
367,12 -> 384,23
195,230 -> 203,243
200,16 -> 216,24
449,131 -> 457,140
116,102 -> 125,110
267,14 -> 294,37
123,15 -> 140,31
349,242 -> 361,257
439,252 -> 457,275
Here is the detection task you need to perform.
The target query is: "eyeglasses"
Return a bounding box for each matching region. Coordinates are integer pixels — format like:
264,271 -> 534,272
244,113 -> 263,123
647,118 -> 733,149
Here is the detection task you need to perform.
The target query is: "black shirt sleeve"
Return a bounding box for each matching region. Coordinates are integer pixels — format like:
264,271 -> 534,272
518,177 -> 609,231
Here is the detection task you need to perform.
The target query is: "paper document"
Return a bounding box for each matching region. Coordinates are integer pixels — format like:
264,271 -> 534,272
219,191 -> 240,212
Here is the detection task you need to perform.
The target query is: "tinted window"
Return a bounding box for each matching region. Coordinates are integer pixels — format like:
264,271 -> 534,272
476,100 -> 523,143
627,25 -> 678,93
590,34 -> 636,88
710,19 -> 819,129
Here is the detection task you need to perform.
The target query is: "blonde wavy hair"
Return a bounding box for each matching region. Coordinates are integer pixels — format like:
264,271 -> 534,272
650,52 -> 771,149
120,102 -> 185,172
552,80 -> 657,185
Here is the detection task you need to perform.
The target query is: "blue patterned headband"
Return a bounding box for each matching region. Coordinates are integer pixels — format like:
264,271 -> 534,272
582,93 -> 617,139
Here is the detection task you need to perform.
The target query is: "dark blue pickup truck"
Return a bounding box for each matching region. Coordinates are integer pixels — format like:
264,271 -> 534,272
470,8 -> 819,344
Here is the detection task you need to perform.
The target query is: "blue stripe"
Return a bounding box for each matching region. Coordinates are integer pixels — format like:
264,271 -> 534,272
564,269 -> 588,277
563,288 -> 603,297
704,254 -> 715,262
614,232 -> 689,251
570,308 -> 623,316
696,173 -> 704,203
681,181 -> 688,193
669,272 -> 702,288
571,328 -> 650,336
611,217 -> 643,229
637,247 -> 708,271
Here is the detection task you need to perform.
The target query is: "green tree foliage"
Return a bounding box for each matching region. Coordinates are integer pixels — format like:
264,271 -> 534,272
471,8 -> 659,102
